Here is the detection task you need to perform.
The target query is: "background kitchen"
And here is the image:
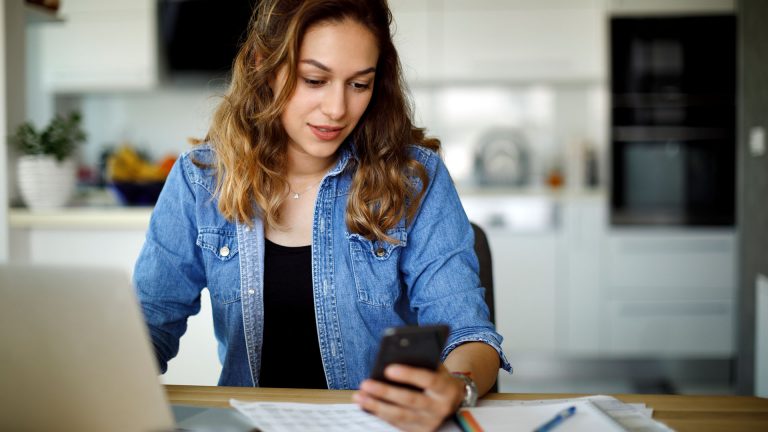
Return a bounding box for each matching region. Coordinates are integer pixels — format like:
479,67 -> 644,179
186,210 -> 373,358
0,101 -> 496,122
2,0 -> 767,397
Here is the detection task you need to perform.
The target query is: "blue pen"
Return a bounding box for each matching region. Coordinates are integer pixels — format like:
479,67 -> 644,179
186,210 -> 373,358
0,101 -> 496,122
533,406 -> 577,432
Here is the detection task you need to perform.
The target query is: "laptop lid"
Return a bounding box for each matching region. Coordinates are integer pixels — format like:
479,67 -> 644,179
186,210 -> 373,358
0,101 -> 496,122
0,264 -> 175,432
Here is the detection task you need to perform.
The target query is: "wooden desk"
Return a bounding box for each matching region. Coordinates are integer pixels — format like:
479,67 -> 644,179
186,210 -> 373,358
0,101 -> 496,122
166,385 -> 768,432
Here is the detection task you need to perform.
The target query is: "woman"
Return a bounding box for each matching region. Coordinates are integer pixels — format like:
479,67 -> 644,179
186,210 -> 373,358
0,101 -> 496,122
134,0 -> 511,430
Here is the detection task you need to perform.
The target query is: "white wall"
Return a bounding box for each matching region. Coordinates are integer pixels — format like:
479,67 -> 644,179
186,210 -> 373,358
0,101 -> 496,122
0,1 -> 7,263
2,0 -> 27,262
77,87 -> 223,165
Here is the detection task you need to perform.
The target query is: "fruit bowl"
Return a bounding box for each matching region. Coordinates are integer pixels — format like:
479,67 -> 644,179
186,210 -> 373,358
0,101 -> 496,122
109,181 -> 165,206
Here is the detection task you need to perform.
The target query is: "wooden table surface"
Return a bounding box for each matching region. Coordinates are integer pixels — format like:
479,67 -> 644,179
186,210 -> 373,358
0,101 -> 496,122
165,385 -> 768,431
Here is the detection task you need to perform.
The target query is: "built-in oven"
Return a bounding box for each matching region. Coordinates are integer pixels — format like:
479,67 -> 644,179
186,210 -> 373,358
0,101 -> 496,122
609,15 -> 736,226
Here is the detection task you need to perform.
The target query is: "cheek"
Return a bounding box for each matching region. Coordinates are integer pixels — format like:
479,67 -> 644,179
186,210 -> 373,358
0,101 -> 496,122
352,94 -> 374,119
285,88 -> 319,116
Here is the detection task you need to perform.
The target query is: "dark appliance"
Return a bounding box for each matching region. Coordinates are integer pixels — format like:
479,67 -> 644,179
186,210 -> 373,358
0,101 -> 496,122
158,0 -> 257,76
610,15 -> 736,226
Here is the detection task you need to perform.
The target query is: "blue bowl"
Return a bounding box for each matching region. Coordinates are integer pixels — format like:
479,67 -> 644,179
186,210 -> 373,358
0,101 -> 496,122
109,181 -> 165,206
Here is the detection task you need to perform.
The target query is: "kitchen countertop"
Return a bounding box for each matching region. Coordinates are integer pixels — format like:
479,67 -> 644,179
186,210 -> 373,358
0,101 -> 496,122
8,187 -> 605,230
9,187 -> 153,229
9,207 -> 152,229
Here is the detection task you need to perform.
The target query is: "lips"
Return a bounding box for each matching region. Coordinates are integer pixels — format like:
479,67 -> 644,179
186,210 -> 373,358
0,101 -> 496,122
309,124 -> 344,141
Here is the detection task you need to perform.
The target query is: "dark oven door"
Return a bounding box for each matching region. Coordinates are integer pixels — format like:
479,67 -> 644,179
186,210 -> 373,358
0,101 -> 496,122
611,129 -> 735,226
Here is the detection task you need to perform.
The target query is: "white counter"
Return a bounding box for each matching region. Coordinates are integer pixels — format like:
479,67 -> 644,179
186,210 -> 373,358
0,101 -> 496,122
9,207 -> 152,229
8,186 -> 605,230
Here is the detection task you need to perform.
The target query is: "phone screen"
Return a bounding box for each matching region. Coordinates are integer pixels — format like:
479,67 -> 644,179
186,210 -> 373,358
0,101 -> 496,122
369,324 -> 449,390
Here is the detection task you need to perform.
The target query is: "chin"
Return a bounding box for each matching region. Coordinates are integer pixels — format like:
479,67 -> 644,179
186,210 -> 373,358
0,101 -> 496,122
303,139 -> 346,158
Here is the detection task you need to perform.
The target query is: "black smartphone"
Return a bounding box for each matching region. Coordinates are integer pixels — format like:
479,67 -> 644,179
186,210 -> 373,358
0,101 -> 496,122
369,324 -> 450,390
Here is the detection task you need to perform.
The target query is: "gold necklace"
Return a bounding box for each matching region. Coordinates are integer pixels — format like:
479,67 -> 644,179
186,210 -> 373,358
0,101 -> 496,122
289,178 -> 322,199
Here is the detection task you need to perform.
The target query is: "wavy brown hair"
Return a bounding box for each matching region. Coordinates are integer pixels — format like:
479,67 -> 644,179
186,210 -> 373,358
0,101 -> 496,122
206,0 -> 440,242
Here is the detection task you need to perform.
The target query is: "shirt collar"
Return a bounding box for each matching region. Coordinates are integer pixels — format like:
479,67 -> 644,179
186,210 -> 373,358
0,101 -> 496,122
326,138 -> 360,177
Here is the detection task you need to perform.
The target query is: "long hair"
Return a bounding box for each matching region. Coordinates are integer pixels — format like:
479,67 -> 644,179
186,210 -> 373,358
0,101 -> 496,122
206,0 -> 440,242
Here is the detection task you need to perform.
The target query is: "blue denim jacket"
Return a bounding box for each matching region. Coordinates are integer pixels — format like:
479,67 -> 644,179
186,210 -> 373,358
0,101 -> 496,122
134,142 -> 512,388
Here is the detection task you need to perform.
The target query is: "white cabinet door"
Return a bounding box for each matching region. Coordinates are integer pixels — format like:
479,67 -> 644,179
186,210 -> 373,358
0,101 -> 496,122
606,299 -> 734,356
606,231 -> 736,302
389,0 -> 434,83
37,0 -> 157,92
489,229 -> 559,353
438,0 -> 605,82
559,196 -> 607,354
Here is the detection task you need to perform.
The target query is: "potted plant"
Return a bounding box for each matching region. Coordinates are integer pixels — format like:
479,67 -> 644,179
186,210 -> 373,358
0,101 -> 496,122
9,111 -> 86,210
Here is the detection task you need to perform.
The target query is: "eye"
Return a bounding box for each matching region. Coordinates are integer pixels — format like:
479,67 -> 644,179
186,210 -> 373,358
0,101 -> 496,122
350,81 -> 371,91
302,78 -> 325,87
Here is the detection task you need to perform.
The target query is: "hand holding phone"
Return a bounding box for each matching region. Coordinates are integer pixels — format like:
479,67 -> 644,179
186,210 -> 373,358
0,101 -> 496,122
369,324 -> 449,390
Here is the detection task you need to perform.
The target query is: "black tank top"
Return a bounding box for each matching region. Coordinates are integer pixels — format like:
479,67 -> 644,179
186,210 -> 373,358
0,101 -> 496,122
258,238 -> 328,389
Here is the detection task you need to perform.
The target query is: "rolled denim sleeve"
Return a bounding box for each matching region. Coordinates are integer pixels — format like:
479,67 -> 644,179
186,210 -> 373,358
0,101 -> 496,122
133,154 -> 207,373
400,148 -> 512,374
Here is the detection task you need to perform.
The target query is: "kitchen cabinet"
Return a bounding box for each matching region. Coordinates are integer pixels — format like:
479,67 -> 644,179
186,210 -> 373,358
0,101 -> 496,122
558,198 -> 736,357
460,193 -> 561,353
559,195 -> 606,354
603,229 -> 736,356
390,0 -> 606,83
490,229 -> 559,353
36,0 -> 157,92
439,0 -> 605,83
471,193 -> 737,358
606,0 -> 735,14
388,0 -> 434,84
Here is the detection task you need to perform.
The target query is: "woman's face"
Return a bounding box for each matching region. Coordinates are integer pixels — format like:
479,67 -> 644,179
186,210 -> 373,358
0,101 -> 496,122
274,18 -> 379,169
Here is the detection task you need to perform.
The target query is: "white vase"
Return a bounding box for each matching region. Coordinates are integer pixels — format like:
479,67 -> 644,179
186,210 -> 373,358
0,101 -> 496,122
17,155 -> 77,210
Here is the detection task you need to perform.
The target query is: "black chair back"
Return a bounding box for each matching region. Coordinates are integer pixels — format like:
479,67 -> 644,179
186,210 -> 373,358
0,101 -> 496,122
470,222 -> 499,392
470,222 -> 495,324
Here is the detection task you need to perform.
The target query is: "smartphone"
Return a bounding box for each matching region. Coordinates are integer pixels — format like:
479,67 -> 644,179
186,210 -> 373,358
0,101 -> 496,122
369,324 -> 450,390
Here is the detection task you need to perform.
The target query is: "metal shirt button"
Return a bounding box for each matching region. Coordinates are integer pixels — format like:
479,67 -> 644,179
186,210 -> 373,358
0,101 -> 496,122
375,248 -> 386,257
220,246 -> 230,257
248,289 -> 255,295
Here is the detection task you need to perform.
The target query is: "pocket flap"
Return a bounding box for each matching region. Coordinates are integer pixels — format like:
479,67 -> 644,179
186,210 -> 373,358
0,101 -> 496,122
196,229 -> 238,261
349,228 -> 406,261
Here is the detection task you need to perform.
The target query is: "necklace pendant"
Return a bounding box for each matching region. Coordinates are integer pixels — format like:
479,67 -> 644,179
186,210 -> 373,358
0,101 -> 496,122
292,193 -> 300,199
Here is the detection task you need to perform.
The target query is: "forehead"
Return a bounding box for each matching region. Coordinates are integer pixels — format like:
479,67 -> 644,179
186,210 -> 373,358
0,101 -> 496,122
299,18 -> 379,71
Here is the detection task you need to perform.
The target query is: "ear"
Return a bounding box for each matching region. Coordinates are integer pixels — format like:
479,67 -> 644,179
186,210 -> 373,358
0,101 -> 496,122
270,64 -> 288,96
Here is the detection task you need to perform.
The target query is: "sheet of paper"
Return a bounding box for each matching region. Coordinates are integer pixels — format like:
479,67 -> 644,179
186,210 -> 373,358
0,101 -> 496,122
466,400 -> 626,431
475,395 -> 672,432
230,400 -> 399,432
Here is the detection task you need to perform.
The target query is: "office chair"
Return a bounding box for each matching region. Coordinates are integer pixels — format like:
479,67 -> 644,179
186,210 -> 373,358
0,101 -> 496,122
470,222 -> 495,325
470,222 -> 499,392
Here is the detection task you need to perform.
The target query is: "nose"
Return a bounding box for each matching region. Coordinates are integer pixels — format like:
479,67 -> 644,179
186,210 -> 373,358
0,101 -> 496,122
320,85 -> 346,121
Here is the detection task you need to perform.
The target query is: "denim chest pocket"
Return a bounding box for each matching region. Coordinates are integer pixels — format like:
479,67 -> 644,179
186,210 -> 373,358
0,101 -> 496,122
196,228 -> 241,304
348,228 -> 406,307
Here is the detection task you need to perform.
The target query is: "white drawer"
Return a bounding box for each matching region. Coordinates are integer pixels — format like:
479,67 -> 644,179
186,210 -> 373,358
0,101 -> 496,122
606,300 -> 734,356
605,231 -> 736,301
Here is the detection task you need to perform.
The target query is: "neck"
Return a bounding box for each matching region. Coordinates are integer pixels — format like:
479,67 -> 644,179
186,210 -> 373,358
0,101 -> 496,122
285,149 -> 337,180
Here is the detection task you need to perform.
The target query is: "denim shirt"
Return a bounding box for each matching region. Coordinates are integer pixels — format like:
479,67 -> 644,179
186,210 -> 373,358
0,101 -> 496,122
134,142 -> 512,388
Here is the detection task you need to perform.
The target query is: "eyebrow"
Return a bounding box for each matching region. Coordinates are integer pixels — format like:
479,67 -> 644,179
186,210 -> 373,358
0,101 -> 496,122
300,59 -> 376,77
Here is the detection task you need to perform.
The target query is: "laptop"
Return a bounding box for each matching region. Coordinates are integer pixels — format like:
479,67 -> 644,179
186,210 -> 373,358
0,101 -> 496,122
0,264 -> 254,432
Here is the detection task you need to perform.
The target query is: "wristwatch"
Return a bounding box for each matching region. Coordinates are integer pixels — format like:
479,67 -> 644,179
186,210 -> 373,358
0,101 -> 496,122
451,372 -> 478,407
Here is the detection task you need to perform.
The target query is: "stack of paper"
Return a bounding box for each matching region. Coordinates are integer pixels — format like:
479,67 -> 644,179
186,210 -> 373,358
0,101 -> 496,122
230,395 -> 674,432
472,395 -> 674,432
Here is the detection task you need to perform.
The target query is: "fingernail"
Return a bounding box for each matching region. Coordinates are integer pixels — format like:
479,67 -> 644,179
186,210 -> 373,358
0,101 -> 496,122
385,365 -> 402,376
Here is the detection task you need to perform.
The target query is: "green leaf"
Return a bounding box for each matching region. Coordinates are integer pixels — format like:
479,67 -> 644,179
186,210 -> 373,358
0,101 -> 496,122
11,111 -> 87,161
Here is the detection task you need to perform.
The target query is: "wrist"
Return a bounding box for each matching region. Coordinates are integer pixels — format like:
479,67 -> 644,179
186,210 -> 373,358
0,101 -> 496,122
450,371 -> 478,408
